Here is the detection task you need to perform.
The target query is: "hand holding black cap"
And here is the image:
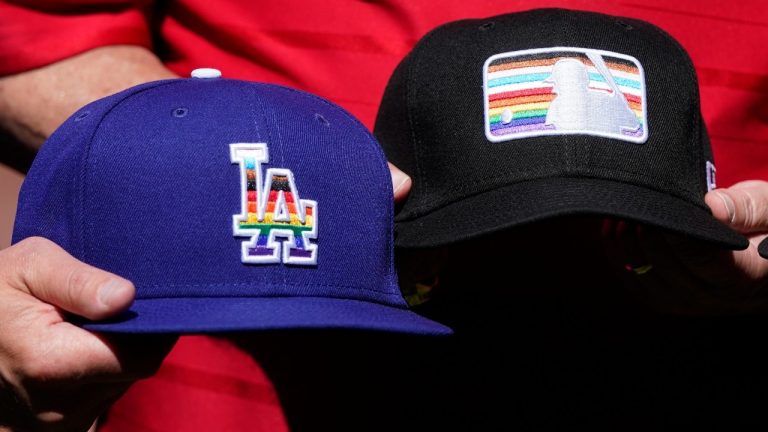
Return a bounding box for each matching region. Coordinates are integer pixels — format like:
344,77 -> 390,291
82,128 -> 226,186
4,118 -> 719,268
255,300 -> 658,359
374,8 -> 748,250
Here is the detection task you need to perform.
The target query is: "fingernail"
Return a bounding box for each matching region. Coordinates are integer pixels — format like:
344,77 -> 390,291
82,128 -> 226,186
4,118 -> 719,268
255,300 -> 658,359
715,191 -> 736,225
98,280 -> 126,308
392,170 -> 411,195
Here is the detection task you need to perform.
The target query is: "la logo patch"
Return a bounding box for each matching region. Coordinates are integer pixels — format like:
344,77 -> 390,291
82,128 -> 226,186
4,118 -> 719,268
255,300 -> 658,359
231,143 -> 317,265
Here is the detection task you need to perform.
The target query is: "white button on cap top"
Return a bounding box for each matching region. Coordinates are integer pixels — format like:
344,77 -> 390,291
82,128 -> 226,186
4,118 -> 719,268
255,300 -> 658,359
191,68 -> 222,79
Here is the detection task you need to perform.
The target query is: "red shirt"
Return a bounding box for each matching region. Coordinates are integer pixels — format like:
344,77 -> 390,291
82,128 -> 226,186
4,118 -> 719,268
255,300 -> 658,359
3,0 -> 767,186
2,1 -> 767,430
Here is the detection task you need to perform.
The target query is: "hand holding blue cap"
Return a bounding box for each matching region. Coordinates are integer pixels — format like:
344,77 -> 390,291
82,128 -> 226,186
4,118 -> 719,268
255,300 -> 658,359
13,72 -> 451,335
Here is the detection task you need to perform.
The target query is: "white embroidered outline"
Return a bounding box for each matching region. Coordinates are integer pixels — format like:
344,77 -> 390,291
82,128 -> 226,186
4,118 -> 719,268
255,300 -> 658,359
483,46 -> 649,144
230,143 -> 318,265
706,160 -> 717,192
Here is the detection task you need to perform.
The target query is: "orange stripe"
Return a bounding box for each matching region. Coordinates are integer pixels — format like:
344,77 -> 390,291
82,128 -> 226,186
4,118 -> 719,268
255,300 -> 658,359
605,61 -> 639,74
490,90 -> 640,110
489,93 -> 555,108
488,57 -> 584,72
489,57 -> 637,75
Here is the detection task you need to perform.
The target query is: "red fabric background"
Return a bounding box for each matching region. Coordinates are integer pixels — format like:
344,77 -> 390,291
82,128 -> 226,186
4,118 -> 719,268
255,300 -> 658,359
1,1 -> 766,430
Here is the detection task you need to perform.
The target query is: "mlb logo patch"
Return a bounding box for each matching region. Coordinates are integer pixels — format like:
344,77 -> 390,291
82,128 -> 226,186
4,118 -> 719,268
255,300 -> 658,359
483,47 -> 648,143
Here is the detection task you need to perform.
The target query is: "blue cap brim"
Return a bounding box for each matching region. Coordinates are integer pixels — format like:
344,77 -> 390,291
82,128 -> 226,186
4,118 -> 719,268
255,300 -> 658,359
79,297 -> 452,336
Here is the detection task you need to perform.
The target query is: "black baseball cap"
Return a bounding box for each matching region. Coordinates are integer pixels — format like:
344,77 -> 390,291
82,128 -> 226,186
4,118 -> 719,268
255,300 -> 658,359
374,8 -> 748,250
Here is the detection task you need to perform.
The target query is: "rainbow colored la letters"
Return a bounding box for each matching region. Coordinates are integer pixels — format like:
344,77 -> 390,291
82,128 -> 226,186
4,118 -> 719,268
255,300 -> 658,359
231,143 -> 317,265
484,47 -> 647,144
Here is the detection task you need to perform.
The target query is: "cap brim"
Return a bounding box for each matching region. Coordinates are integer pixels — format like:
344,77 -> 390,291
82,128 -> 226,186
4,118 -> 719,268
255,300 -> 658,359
79,297 -> 452,335
395,177 -> 748,250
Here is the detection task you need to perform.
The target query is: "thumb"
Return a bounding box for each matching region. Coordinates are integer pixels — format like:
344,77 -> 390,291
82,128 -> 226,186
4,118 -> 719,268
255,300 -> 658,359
705,181 -> 768,234
3,237 -> 135,320
388,162 -> 412,204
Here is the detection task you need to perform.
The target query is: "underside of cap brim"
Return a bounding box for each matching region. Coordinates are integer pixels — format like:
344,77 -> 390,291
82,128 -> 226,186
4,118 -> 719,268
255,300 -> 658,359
79,296 -> 452,336
394,177 -> 749,250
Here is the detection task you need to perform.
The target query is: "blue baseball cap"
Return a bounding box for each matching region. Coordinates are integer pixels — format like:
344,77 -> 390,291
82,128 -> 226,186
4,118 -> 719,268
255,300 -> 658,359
13,72 -> 451,335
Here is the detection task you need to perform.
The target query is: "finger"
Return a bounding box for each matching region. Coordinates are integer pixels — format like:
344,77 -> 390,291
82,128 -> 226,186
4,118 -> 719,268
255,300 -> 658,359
705,180 -> 768,234
388,162 -> 412,203
93,333 -> 177,381
11,323 -> 175,387
2,237 -> 135,320
22,379 -> 132,432
705,190 -> 735,225
643,227 -> 768,313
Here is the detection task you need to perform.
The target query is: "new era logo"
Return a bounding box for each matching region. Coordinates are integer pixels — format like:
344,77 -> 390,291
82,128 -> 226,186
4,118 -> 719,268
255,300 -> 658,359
231,143 -> 318,265
483,47 -> 648,144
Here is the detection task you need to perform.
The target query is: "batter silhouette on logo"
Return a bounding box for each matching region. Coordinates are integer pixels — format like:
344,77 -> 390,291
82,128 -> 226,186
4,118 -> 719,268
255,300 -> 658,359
544,53 -> 640,135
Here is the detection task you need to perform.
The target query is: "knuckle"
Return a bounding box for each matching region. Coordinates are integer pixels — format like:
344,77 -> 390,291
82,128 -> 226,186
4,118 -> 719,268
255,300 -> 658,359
4,237 -> 55,290
13,237 -> 52,264
64,268 -> 115,318
20,357 -> 55,383
741,190 -> 759,228
15,236 -> 51,252
16,346 -> 59,383
10,311 -> 64,383
64,268 -> 96,303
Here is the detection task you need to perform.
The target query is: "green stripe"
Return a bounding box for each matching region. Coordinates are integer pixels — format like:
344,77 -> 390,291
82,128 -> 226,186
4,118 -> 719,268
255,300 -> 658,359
489,108 -> 548,123
239,223 -> 313,234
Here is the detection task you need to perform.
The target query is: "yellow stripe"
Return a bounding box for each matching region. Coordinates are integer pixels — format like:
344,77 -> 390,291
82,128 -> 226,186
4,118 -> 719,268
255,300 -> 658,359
488,101 -> 550,116
241,213 -> 314,227
291,214 -> 314,226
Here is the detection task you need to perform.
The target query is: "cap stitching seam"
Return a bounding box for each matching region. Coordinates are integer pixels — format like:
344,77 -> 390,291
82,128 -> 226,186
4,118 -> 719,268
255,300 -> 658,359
135,281 -> 398,294
407,29 -> 436,204
250,83 -> 280,282
644,21 -> 705,196
265,84 -> 396,280
128,294 -> 411,310
80,80 -> 181,261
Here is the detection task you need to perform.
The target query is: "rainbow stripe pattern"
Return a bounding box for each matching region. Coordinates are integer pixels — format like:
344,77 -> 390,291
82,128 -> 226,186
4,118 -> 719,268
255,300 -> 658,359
239,171 -> 315,259
231,143 -> 317,265
483,47 -> 647,143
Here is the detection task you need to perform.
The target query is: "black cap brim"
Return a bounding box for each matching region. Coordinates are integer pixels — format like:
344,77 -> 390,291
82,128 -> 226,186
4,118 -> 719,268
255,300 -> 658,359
394,177 -> 748,250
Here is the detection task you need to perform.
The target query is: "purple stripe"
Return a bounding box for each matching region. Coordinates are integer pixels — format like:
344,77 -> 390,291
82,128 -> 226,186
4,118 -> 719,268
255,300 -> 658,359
622,126 -> 644,137
289,249 -> 313,258
489,115 -> 546,130
248,246 -> 273,256
492,123 -> 555,135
